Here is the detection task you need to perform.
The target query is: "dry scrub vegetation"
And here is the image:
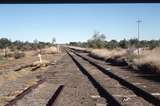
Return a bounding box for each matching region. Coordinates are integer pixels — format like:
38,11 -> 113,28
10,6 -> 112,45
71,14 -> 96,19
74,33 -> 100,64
90,47 -> 160,73
0,46 -> 59,86
71,46 -> 160,73
90,48 -> 127,59
132,48 -> 160,72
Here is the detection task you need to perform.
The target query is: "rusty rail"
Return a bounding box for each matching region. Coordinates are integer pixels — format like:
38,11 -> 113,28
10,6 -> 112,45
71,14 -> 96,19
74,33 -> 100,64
46,85 -> 64,106
5,78 -> 46,106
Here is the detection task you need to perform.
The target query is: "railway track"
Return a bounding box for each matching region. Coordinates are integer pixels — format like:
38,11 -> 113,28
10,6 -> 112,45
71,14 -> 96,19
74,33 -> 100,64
66,48 -> 160,106
67,50 -> 122,106
69,47 -> 160,94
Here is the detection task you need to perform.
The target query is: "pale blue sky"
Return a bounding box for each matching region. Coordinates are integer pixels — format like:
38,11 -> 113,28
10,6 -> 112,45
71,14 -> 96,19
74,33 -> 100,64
0,4 -> 160,43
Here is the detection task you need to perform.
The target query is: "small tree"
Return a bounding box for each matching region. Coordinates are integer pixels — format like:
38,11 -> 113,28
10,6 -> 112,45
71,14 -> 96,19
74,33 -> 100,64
12,40 -> 23,51
52,37 -> 56,45
69,42 -> 78,46
128,38 -> 139,48
106,40 -> 118,49
33,39 -> 39,50
148,40 -> 159,50
119,39 -> 128,49
0,38 -> 11,57
87,32 -> 106,48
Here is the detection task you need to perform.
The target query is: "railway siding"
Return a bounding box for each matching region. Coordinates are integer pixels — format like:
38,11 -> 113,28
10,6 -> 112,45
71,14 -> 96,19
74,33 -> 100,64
69,48 -> 160,106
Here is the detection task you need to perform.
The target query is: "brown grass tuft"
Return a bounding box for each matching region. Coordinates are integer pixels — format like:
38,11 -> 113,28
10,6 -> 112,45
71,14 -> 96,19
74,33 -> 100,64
68,46 -> 160,73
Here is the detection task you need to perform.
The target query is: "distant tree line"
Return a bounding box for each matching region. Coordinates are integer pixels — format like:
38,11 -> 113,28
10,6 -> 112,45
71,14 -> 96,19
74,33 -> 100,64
69,32 -> 160,50
0,38 -> 54,52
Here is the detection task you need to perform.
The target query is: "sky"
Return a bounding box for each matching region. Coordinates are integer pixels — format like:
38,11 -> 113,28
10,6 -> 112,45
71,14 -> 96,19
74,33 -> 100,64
0,4 -> 160,43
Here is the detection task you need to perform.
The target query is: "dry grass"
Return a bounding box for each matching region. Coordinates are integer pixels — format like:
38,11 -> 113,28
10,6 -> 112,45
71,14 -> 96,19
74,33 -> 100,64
90,48 -> 127,59
89,47 -> 160,73
0,68 -> 32,87
41,46 -> 60,54
69,46 -> 127,59
25,50 -> 37,57
133,48 -> 160,71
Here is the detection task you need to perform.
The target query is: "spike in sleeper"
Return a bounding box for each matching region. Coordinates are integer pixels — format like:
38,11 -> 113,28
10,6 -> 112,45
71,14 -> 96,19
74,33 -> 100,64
106,68 -> 112,71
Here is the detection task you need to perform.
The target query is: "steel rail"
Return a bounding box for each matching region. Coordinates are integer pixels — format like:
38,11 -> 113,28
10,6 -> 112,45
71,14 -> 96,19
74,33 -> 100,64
46,85 -> 64,106
5,78 -> 46,106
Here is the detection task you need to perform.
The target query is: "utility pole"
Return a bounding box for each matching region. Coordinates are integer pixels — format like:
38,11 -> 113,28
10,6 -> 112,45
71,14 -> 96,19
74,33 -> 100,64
136,19 -> 142,57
